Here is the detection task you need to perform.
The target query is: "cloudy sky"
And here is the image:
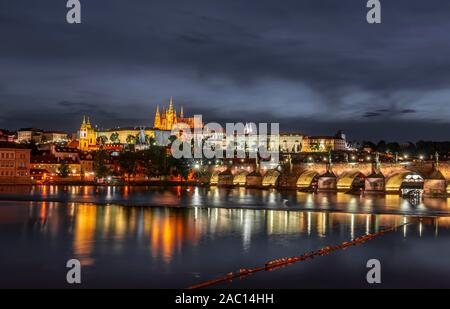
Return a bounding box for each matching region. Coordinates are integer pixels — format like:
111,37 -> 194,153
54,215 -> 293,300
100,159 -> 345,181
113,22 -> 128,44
1,0 -> 450,141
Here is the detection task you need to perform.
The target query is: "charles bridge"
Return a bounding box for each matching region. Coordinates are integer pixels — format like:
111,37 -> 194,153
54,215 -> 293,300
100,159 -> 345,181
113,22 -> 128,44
203,161 -> 450,197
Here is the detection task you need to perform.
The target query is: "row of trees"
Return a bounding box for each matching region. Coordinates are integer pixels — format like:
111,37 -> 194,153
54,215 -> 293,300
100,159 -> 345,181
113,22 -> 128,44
360,140 -> 450,157
96,133 -> 156,145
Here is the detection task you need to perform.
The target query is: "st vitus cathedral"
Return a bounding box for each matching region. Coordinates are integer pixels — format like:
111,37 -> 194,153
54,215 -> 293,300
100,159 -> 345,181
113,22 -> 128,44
153,97 -> 200,130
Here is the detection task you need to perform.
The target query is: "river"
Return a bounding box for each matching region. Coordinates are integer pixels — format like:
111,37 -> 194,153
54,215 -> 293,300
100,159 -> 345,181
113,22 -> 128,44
0,185 -> 449,288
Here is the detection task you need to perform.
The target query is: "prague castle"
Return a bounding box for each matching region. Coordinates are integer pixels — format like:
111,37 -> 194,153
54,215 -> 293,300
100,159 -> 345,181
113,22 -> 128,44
77,98 -> 198,151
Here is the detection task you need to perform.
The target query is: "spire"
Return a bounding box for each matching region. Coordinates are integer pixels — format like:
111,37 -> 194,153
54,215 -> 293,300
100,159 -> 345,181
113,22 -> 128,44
154,105 -> 161,129
180,105 -> 184,118
82,115 -> 86,125
169,96 -> 174,113
87,117 -> 91,126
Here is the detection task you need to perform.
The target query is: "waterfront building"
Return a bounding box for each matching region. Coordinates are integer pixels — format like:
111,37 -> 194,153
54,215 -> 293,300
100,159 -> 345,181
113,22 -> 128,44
0,142 -> 31,184
79,152 -> 95,176
30,155 -> 81,180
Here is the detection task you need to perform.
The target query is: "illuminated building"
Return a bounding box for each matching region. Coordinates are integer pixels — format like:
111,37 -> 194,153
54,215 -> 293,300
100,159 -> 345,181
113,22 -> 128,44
302,131 -> 348,152
17,128 -> 43,143
0,142 -> 31,184
78,116 -> 98,151
153,97 -> 201,131
0,129 -> 16,142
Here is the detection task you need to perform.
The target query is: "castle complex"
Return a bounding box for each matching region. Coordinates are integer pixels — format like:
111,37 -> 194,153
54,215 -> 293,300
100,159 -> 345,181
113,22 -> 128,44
77,98 -> 198,151
153,97 -> 200,130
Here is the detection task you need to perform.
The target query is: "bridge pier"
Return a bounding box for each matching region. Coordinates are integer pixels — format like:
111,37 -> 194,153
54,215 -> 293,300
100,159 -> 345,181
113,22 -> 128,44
278,172 -> 298,189
317,172 -> 337,192
423,170 -> 447,197
218,170 -> 234,187
364,174 -> 385,194
246,171 -> 262,188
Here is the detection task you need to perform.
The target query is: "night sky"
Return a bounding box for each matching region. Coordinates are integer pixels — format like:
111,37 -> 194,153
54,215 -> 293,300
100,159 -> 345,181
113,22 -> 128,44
1,0 -> 450,141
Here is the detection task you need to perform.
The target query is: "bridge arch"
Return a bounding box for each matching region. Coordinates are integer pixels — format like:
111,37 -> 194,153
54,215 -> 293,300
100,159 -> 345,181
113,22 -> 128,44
297,170 -> 319,189
233,170 -> 249,186
385,171 -> 424,193
210,171 -> 220,185
337,170 -> 366,191
262,170 -> 281,187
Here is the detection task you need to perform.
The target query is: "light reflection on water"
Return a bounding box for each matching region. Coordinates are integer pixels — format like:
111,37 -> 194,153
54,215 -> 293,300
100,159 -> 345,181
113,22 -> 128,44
1,185 -> 450,288
3,202 -> 442,266
0,185 -> 449,216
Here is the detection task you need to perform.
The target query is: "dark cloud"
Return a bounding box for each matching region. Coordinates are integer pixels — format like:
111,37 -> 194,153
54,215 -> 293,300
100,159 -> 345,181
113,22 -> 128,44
0,0 -> 450,141
364,112 -> 382,118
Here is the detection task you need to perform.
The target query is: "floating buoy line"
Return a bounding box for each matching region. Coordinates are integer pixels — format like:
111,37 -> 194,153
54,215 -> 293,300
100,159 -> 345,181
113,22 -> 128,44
187,223 -> 409,289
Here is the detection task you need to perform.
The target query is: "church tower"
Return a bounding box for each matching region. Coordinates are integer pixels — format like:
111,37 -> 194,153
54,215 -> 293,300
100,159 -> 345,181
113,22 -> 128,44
78,115 -> 97,151
166,97 -> 177,130
154,105 -> 161,129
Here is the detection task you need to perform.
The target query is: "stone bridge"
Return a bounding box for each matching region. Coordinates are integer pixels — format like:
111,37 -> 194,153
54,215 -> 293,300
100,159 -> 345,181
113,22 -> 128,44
205,162 -> 450,197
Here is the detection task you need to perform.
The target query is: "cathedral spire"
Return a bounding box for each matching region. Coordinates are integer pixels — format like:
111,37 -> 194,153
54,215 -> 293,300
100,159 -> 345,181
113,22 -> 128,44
169,96 -> 174,113
82,115 -> 86,125
180,105 -> 184,118
154,105 -> 161,129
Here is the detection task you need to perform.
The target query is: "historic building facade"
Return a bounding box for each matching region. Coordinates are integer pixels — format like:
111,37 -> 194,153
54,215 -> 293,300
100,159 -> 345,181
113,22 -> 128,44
302,131 -> 348,152
0,142 -> 31,184
153,97 -> 200,131
78,116 -> 98,151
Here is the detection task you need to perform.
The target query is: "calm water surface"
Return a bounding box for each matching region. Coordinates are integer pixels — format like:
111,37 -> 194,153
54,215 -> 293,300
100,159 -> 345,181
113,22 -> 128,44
0,185 -> 450,288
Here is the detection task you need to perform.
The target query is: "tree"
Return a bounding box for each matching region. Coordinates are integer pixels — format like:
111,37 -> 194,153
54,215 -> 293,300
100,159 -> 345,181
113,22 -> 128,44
386,142 -> 401,154
168,135 -> 178,146
93,150 -> 110,179
97,135 -> 108,145
58,159 -> 70,178
148,136 -> 156,146
118,151 -> 138,184
110,132 -> 119,143
171,157 -> 193,182
140,147 -> 171,179
376,140 -> 387,153
126,134 -> 136,145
